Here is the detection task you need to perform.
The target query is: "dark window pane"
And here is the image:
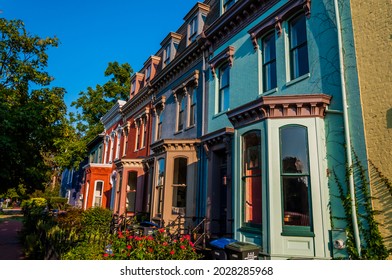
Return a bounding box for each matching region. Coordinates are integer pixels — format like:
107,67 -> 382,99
281,126 -> 309,174
282,176 -> 310,226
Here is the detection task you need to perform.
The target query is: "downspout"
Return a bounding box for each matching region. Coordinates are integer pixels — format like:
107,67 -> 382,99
333,0 -> 361,256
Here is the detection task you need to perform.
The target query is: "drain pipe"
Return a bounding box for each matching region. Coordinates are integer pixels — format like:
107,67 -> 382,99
333,0 -> 361,256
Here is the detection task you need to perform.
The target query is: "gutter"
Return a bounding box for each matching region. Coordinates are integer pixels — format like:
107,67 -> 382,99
333,0 -> 361,257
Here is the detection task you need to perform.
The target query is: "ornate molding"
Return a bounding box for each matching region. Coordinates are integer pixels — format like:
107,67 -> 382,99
151,139 -> 201,155
172,70 -> 200,100
209,46 -> 235,77
227,94 -> 332,128
248,0 -> 311,50
115,158 -> 144,170
203,0 -> 280,52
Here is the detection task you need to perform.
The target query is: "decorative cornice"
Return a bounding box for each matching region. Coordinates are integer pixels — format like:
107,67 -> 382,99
114,158 -> 144,170
100,100 -> 126,129
151,139 -> 201,155
172,70 -> 200,96
183,2 -> 210,21
152,95 -> 166,116
227,94 -> 332,128
248,0 -> 311,50
203,0 -> 280,52
201,127 -> 234,147
209,46 -> 235,77
151,43 -> 203,93
161,32 -> 183,47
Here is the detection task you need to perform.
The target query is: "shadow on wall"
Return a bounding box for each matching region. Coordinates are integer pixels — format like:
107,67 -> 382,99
368,161 -> 392,258
387,108 -> 392,128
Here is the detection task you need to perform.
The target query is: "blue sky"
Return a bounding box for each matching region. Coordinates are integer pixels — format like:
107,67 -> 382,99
1,0 -> 197,111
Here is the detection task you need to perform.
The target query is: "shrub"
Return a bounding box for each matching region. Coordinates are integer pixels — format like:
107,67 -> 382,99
81,207 -> 112,234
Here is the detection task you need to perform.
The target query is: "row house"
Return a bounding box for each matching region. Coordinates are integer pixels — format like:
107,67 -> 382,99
75,0 -> 391,259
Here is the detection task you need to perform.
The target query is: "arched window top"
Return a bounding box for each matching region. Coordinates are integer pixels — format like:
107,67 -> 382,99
280,125 -> 309,174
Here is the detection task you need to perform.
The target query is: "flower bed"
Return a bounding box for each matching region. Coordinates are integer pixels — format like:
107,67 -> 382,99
104,228 -> 202,260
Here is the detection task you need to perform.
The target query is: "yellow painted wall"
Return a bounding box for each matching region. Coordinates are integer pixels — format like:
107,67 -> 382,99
350,0 -> 392,256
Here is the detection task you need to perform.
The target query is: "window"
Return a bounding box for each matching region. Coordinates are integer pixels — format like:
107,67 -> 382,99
189,16 -> 198,43
189,87 -> 196,126
218,63 -> 230,112
142,118 -> 147,148
242,131 -> 262,228
145,65 -> 151,81
135,121 -> 140,150
172,158 -> 187,211
280,125 -> 311,232
177,95 -> 187,131
289,14 -> 309,80
223,0 -> 235,13
262,32 -> 277,92
93,181 -> 103,207
155,159 -> 165,217
131,80 -> 136,94
126,171 -> 137,212
164,44 -> 171,66
157,111 -> 164,141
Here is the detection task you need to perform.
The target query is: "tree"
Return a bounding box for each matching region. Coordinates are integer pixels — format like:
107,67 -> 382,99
0,18 -> 68,195
71,62 -> 133,143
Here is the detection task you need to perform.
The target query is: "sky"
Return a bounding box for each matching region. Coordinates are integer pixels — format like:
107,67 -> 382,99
1,0 -> 198,112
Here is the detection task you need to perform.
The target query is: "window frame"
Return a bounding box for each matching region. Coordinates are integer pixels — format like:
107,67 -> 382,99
241,130 -> 262,230
188,87 -> 196,127
155,158 -> 165,218
172,157 -> 188,214
289,14 -> 309,80
93,180 -> 104,207
126,171 -> 138,213
262,31 -> 277,92
188,16 -> 198,43
279,125 -> 313,236
218,63 -> 230,113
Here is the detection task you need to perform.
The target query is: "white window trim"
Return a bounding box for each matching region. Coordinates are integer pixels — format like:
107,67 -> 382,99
92,180 -> 104,208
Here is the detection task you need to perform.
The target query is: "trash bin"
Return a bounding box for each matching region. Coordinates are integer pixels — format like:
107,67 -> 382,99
210,238 -> 237,260
139,221 -> 160,236
225,242 -> 260,260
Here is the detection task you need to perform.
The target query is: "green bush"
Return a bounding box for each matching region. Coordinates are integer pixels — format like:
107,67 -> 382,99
81,207 -> 112,234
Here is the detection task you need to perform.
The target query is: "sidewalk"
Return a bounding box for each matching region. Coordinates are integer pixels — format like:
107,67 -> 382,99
0,208 -> 25,260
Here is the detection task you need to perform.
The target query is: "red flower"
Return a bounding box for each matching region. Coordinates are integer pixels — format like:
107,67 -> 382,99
127,245 -> 132,250
180,245 -> 186,250
184,235 -> 191,241
128,235 -> 134,240
148,247 -> 153,253
190,242 -> 194,247
103,253 -> 109,257
162,242 -> 168,246
158,228 -> 165,233
170,250 -> 175,255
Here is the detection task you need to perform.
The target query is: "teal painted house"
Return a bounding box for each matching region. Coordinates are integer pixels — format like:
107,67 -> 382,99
200,0 -> 369,259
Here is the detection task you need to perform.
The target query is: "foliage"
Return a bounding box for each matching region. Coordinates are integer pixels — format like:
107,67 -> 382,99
71,62 -> 133,142
62,241 -> 105,260
81,207 -> 112,234
104,229 -> 202,260
331,150 -> 389,259
0,18 -> 69,195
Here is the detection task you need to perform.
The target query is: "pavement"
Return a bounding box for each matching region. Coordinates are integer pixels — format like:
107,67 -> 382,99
0,208 -> 25,260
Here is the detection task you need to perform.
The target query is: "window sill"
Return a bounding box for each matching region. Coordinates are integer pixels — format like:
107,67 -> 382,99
286,73 -> 310,87
239,226 -> 262,234
213,110 -> 230,119
281,229 -> 314,237
260,87 -> 278,96
174,130 -> 183,135
185,124 -> 195,131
